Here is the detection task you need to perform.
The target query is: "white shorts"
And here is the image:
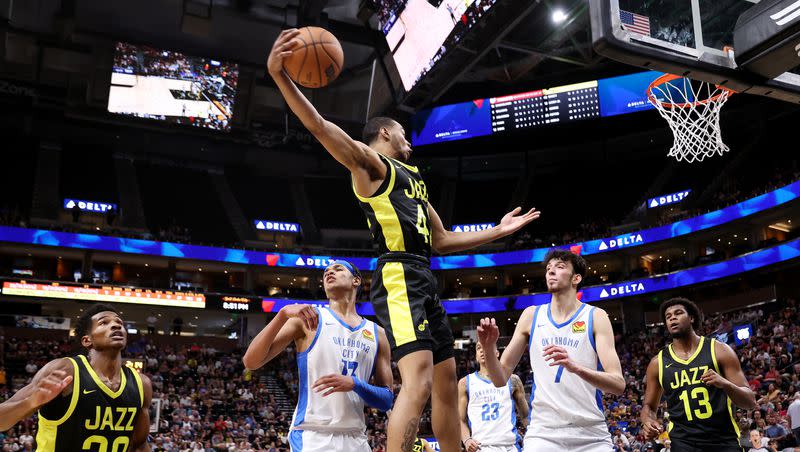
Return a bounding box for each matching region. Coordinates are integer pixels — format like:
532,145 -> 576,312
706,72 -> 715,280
475,445 -> 520,452
288,430 -> 371,452
524,423 -> 613,452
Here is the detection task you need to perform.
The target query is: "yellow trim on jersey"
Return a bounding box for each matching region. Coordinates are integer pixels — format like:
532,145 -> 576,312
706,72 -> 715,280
354,158 -> 406,252
727,397 -> 741,437
353,154 -> 396,202
79,355 -> 127,399
382,262 -> 416,346
35,358 -> 81,451
667,336 -> 705,366
711,339 -> 741,437
389,156 -> 419,173
657,351 -> 663,388
710,338 -> 721,373
130,366 -> 145,408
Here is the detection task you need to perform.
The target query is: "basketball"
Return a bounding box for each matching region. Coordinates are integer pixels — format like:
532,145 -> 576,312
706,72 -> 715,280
282,26 -> 344,88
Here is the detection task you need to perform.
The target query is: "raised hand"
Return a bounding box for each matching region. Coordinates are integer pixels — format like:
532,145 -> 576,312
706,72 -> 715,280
477,317 -> 499,348
496,207 -> 541,236
267,28 -> 302,77
281,304 -> 319,330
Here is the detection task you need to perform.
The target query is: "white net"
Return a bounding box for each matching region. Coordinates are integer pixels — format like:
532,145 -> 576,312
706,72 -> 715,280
647,76 -> 734,163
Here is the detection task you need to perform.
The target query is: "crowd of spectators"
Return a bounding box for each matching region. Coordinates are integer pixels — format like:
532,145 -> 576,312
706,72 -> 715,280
511,162 -> 800,252
0,298 -> 798,451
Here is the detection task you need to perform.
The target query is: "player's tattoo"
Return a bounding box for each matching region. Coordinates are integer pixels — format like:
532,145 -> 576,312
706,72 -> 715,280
401,416 -> 420,452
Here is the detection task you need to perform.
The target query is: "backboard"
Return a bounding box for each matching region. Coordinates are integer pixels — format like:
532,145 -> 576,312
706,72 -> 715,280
590,0 -> 800,104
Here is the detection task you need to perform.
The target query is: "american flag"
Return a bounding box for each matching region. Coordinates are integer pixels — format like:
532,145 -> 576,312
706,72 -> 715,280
620,10 -> 651,36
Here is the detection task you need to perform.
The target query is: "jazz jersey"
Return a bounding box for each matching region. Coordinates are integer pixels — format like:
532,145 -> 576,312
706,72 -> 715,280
35,355 -> 144,452
354,153 -> 432,258
291,307 -> 380,433
658,337 -> 741,445
527,303 -> 608,430
466,372 -> 518,446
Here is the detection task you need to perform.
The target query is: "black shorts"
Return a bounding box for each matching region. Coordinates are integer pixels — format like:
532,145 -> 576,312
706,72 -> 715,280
370,252 -> 455,363
669,437 -> 743,452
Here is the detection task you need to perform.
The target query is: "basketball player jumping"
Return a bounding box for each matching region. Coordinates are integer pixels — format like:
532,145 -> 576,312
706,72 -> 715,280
459,342 -> 529,452
0,303 -> 153,451
641,297 -> 757,452
267,29 -> 540,452
243,260 -> 393,452
478,250 -> 625,451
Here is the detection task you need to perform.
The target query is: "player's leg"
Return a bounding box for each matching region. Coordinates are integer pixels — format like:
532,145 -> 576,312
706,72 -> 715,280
388,350 -> 434,452
425,270 -> 459,452
371,260 -> 436,452
430,357 -> 459,452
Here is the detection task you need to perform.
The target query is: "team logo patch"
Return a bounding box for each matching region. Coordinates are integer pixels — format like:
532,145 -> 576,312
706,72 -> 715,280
418,320 -> 428,332
362,329 -> 375,342
571,321 -> 587,333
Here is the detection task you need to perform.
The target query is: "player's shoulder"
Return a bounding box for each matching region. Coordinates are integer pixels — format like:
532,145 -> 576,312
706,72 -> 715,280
520,305 -> 540,321
709,336 -> 736,358
458,375 -> 468,388
41,356 -> 76,374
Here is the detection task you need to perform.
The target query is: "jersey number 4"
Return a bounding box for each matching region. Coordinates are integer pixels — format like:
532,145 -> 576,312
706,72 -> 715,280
481,403 -> 500,421
415,204 -> 430,244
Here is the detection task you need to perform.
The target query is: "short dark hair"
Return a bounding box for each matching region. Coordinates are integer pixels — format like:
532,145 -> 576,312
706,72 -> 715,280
543,249 -> 587,279
362,116 -> 396,145
660,297 -> 703,331
75,304 -> 120,342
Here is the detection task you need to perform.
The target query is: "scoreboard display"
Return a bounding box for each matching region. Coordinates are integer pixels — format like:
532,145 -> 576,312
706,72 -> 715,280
489,81 -> 599,133
411,71 -> 687,146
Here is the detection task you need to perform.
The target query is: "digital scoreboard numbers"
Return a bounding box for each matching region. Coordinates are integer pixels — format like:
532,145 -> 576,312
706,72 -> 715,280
489,81 -> 599,132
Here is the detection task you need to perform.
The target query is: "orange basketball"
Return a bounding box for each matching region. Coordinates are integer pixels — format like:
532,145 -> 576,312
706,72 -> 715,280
283,27 -> 344,88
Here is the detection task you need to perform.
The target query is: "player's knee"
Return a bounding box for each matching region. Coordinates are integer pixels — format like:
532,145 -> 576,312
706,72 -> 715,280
401,376 -> 433,404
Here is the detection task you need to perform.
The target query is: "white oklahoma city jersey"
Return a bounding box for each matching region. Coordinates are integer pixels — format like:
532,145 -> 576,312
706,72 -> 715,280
291,306 -> 379,434
527,302 -> 607,430
466,372 -> 518,446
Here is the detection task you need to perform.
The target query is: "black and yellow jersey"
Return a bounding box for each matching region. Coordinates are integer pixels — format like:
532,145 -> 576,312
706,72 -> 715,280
36,355 -> 144,452
354,154 -> 431,258
658,337 -> 740,446
412,437 -> 429,452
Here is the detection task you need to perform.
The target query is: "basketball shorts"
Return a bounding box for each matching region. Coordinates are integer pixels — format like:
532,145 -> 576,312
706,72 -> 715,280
370,252 -> 455,363
476,444 -> 521,452
288,430 -> 370,452
524,423 -> 613,452
669,437 -> 743,452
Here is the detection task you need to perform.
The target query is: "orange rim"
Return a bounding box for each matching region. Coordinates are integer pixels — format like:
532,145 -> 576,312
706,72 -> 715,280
647,73 -> 737,109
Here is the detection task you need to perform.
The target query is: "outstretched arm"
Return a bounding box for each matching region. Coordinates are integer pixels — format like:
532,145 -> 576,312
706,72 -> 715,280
542,308 -> 625,395
701,340 -> 757,410
428,204 -> 540,255
478,308 -> 534,387
267,29 -> 385,193
0,358 -> 74,432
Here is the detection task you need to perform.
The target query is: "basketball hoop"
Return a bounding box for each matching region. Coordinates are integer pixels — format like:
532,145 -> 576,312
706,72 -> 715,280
647,73 -> 736,163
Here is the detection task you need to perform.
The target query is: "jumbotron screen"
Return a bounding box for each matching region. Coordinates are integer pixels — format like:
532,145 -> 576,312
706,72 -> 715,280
410,71 -> 689,146
107,42 -> 239,131
378,0 -> 498,91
